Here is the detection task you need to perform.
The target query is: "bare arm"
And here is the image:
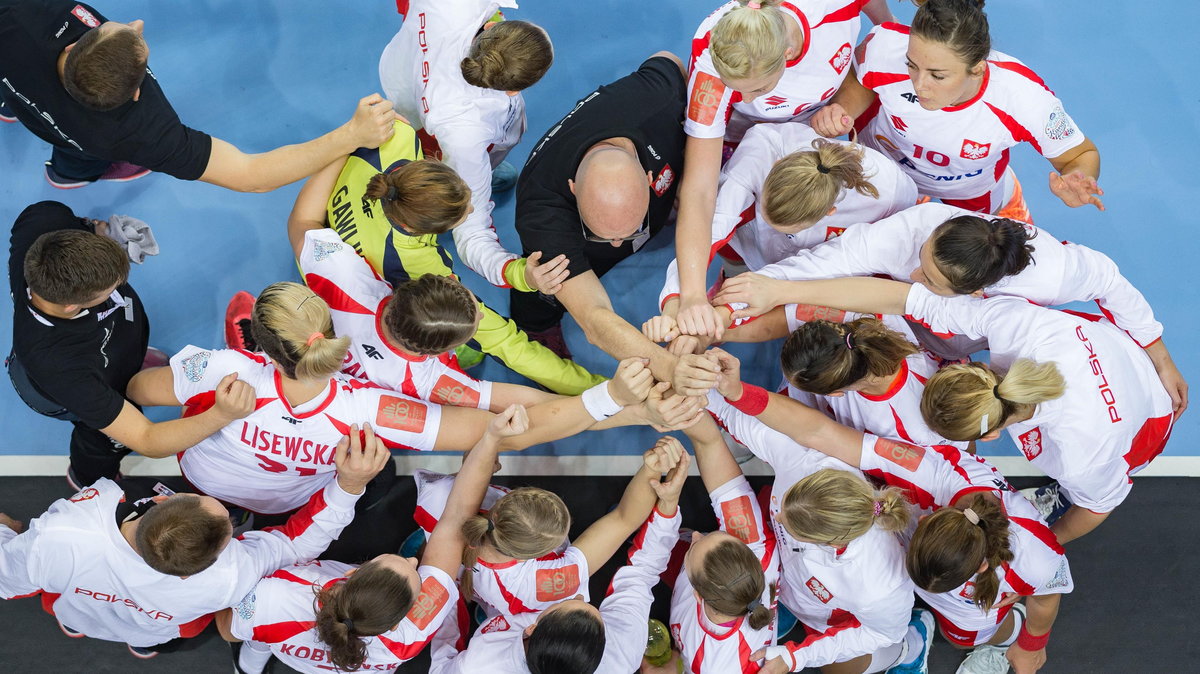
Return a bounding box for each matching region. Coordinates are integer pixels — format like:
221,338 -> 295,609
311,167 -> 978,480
1049,506 -> 1109,545
1005,593 -> 1061,674
199,94 -> 395,193
861,0 -> 896,24
682,414 -> 742,492
115,369 -> 255,459
721,306 -> 790,343
487,383 -> 561,411
1143,339 -> 1188,417
287,158 -> 347,257
673,135 -> 726,338
556,270 -> 679,383
1048,138 -> 1104,211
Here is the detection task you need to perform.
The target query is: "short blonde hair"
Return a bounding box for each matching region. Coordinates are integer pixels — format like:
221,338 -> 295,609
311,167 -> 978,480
710,0 -> 789,81
921,360 -> 1065,441
250,282 -> 351,380
781,469 -> 910,546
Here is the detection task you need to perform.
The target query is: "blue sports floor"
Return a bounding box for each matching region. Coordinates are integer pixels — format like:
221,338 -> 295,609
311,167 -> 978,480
1,0 -> 1197,474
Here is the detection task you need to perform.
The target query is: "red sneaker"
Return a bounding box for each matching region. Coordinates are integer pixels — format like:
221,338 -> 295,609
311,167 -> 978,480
142,346 -> 169,370
99,161 -> 150,183
225,291 -> 257,351
526,324 -> 571,360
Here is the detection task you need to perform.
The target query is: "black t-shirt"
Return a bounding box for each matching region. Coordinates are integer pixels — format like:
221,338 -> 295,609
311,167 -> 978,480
0,0 -> 212,180
8,201 -> 150,430
516,56 -> 687,279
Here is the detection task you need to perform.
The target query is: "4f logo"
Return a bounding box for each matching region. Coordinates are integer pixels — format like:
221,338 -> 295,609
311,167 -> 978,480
362,344 -> 383,360
280,416 -> 299,425
901,93 -> 919,103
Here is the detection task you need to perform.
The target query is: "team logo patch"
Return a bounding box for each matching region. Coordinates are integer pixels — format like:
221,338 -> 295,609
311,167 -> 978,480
1044,558 -> 1071,589
406,576 -> 451,630
1044,105 -> 1077,141
69,487 -> 100,503
652,164 -> 675,196
181,351 -> 211,383
873,437 -> 926,472
670,623 -> 683,648
429,376 -> 480,407
481,615 -> 511,634
958,581 -> 976,601
960,139 -> 991,160
535,565 -> 581,602
312,240 -> 342,262
824,226 -> 846,241
793,304 -> 847,324
1017,428 -> 1043,460
805,576 -> 833,603
829,43 -> 852,74
376,395 -> 428,433
720,495 -> 761,544
688,72 -> 725,125
234,592 -> 256,621
71,5 -> 100,27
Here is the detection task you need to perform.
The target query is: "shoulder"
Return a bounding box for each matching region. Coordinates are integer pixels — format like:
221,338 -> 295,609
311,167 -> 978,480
172,345 -> 271,382
986,51 -> 1055,96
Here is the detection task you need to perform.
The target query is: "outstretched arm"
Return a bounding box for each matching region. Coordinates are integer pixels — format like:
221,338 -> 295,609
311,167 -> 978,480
287,158 -> 347,257
112,369 -> 255,459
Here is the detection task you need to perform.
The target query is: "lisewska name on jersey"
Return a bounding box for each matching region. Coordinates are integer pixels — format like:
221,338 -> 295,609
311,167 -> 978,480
238,422 -> 336,466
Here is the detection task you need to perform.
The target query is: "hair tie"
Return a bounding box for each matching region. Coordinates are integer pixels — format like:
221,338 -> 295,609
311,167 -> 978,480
746,597 -> 763,613
746,0 -> 762,8
306,332 -> 325,346
816,162 -> 831,174
979,413 -> 990,437
485,518 -> 495,534
844,332 -> 855,350
963,508 -> 981,526
342,617 -> 355,633
993,385 -> 1002,400
872,501 -> 883,517
385,185 -> 399,202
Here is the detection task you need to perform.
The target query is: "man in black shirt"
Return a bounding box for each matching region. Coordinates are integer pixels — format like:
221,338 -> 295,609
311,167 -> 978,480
0,1 -> 396,191
512,53 -> 690,383
7,201 -> 254,487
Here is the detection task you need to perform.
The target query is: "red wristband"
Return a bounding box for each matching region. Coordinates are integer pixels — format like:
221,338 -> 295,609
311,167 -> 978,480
1016,624 -> 1050,651
726,383 -> 769,416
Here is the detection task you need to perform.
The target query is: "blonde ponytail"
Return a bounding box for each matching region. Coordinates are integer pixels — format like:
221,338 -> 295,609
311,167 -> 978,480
762,139 -> 879,230
710,0 -> 790,81
250,282 -> 351,381
921,361 -> 1064,441
458,488 -> 570,602
781,469 -> 911,546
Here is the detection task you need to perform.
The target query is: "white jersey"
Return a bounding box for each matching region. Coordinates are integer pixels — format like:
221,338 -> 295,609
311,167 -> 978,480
856,436 -> 1073,646
758,202 -> 1165,347
687,0 -> 865,140
855,23 -> 1087,210
299,229 -> 493,409
470,542 -> 589,619
659,123 -> 917,307
171,345 -> 443,514
904,285 -> 1174,512
671,476 -> 780,674
428,509 -> 682,674
705,395 -> 913,670
413,469 -> 510,535
0,478 -> 359,648
380,0 -> 527,288
230,560 -> 457,672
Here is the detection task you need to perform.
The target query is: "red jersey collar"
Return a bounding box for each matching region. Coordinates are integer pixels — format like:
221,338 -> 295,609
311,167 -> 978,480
694,599 -> 745,639
273,370 -> 339,419
781,2 -> 812,68
858,360 -> 909,402
942,63 -> 990,112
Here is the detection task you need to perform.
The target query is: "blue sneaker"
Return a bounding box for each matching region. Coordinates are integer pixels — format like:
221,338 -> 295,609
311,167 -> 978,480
887,608 -> 934,674
491,161 -> 517,193
399,528 -> 427,558
1020,482 -> 1072,524
775,602 -> 799,641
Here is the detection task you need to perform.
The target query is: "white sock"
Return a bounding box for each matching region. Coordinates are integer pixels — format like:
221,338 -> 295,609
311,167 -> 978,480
238,640 -> 273,674
864,639 -> 908,673
994,606 -> 1024,648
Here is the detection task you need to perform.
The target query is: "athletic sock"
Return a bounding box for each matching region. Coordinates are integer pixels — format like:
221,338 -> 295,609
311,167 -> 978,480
864,639 -> 907,673
995,605 -> 1025,647
238,640 -> 273,674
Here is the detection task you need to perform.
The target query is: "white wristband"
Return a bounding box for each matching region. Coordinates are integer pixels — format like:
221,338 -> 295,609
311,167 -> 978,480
763,646 -> 798,672
580,381 -> 622,421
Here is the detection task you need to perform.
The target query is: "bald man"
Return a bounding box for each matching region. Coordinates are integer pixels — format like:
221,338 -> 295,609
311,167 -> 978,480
513,53 -> 686,379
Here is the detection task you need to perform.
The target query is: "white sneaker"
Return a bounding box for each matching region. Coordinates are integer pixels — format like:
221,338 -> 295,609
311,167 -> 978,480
955,644 -> 1009,674
1018,483 -> 1071,523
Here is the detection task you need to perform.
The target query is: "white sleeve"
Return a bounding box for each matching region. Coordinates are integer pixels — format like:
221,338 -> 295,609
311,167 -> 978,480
427,596 -> 472,674
772,585 -> 913,670
1011,78 -> 1087,160
858,434 -> 1007,509
392,566 -> 461,652
902,283 -> 992,341
299,228 -> 386,310
351,387 -> 446,452
684,52 -> 735,139
597,508 -> 682,673
441,132 -> 522,289
1056,242 -> 1163,347
705,392 -> 823,471
229,480 -> 361,597
754,228 -> 880,282
709,476 -> 771,556
169,346 -> 249,405
0,520 -> 41,599
415,356 -> 493,411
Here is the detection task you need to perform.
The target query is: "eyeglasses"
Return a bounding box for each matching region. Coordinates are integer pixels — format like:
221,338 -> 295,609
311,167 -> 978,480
580,211 -> 650,244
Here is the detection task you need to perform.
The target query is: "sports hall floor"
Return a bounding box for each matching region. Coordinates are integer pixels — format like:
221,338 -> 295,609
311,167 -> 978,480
1,0 -> 1197,671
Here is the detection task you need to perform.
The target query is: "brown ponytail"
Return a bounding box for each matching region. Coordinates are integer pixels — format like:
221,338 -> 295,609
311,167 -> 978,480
912,0 -> 991,68
688,538 -> 774,630
250,282 -> 351,380
781,317 -> 918,395
781,469 -> 911,546
929,215 -> 1035,294
459,488 -> 571,602
314,561 -> 416,671
762,139 -> 880,229
460,21 -> 553,91
921,360 -> 1065,441
907,494 -> 1012,610
382,275 -> 479,355
364,160 -> 471,235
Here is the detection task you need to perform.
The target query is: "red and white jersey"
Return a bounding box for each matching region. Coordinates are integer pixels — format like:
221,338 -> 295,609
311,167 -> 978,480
470,543 -> 588,619
0,478 -> 360,648
413,469 -> 510,536
230,559 -> 458,672
428,509 -> 682,674
171,345 -> 443,514
759,202 -> 1165,346
705,395 -> 913,670
300,229 -> 493,408
857,435 -> 1073,645
380,0 -> 525,287
686,0 -> 866,140
659,122 -> 917,307
855,23 -> 1087,210
670,476 -> 780,674
904,285 -> 1174,513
